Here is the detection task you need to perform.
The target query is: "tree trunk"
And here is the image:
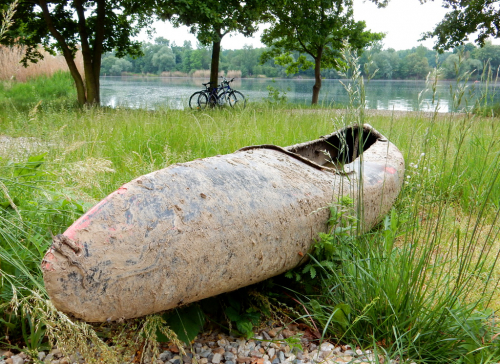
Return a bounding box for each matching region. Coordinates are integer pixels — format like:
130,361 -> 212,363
39,0 -> 87,105
75,0 -> 99,105
91,0 -> 106,104
210,39 -> 222,96
312,47 -> 323,105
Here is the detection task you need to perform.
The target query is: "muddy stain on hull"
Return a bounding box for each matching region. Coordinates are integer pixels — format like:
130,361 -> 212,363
42,124 -> 405,322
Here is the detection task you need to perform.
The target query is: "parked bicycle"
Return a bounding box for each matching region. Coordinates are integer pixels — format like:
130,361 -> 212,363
188,81 -> 214,110
188,77 -> 246,110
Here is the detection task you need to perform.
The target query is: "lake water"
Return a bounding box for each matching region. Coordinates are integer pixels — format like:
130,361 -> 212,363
100,77 -> 498,112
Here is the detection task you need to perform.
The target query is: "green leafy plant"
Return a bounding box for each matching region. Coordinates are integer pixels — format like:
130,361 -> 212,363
285,195 -> 356,289
159,305 -> 205,344
224,295 -> 261,338
266,80 -> 290,105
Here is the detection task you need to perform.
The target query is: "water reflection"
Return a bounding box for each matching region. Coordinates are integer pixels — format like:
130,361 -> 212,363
100,76 -> 497,113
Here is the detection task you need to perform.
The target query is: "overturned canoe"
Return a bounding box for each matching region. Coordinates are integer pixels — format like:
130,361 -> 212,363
42,124 -> 404,322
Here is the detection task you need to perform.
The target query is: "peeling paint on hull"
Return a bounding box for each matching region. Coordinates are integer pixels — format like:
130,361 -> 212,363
42,124 -> 405,322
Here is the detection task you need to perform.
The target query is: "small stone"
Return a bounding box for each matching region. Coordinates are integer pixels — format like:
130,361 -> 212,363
212,353 -> 222,364
226,361 -> 235,364
262,332 -> 271,340
160,352 -> 173,362
59,357 -> 70,364
3,352 -> 13,358
282,330 -> 295,339
279,351 -> 285,362
217,339 -> 227,347
268,348 -> 276,359
225,352 -> 235,361
199,359 -> 208,364
272,359 -> 280,364
50,349 -> 62,358
170,355 -> 182,364
236,358 -> 252,364
264,361 -> 272,364
296,352 -> 303,360
259,348 -> 266,354
309,344 -> 317,351
201,350 -> 212,358
343,350 -> 355,357
268,329 -> 278,338
5,359 -> 13,364
285,354 -> 296,362
38,352 -> 46,361
343,356 -> 353,362
208,342 -> 216,348
320,343 -> 334,352
213,348 -> 225,355
43,353 -> 54,363
250,350 -> 263,358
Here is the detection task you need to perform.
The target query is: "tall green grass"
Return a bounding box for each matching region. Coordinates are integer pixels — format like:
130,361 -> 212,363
0,71 -> 77,111
288,47 -> 500,363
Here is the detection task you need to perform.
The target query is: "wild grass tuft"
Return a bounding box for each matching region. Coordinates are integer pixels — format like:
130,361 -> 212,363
289,46 -> 500,363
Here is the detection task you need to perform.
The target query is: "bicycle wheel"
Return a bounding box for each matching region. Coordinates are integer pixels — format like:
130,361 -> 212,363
228,91 -> 246,109
189,91 -> 206,110
205,92 -> 217,108
198,92 -> 209,109
217,90 -> 228,106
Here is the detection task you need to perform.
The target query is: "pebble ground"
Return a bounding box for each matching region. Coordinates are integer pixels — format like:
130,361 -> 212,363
0,325 -> 407,364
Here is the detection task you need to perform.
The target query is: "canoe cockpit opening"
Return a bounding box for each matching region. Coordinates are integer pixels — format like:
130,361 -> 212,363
287,126 -> 380,168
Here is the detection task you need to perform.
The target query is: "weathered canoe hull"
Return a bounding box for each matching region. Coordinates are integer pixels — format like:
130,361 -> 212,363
42,124 -> 404,322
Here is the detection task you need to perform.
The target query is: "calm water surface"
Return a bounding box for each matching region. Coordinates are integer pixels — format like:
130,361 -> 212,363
100,77 -> 497,112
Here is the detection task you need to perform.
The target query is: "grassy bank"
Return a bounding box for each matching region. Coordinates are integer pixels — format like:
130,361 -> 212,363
0,70 -> 499,362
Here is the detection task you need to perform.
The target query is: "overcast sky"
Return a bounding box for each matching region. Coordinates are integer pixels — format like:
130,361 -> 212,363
140,0 -> 468,50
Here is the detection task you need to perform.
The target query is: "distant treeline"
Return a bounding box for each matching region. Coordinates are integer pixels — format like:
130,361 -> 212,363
101,37 -> 500,80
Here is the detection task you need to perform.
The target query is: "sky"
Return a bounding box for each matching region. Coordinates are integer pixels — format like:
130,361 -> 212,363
139,0 -> 471,51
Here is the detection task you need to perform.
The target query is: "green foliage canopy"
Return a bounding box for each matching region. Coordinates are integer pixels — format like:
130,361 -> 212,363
261,0 -> 383,104
0,0 -> 153,105
157,0 -> 266,88
422,0 -> 500,50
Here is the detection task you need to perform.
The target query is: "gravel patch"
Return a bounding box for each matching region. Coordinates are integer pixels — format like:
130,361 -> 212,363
0,326 -> 417,364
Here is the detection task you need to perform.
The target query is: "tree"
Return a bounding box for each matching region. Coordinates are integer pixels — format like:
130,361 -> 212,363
473,41 -> 500,71
422,0 -> 500,50
0,0 -> 152,105
157,0 -> 266,92
261,0 -> 383,104
370,0 -> 500,50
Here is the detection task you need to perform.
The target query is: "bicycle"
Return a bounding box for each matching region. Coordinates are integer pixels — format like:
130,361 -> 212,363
188,81 -> 215,110
211,77 -> 246,109
189,77 -> 246,110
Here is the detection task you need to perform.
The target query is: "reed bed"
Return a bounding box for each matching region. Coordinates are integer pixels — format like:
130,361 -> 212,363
0,45 -> 83,82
